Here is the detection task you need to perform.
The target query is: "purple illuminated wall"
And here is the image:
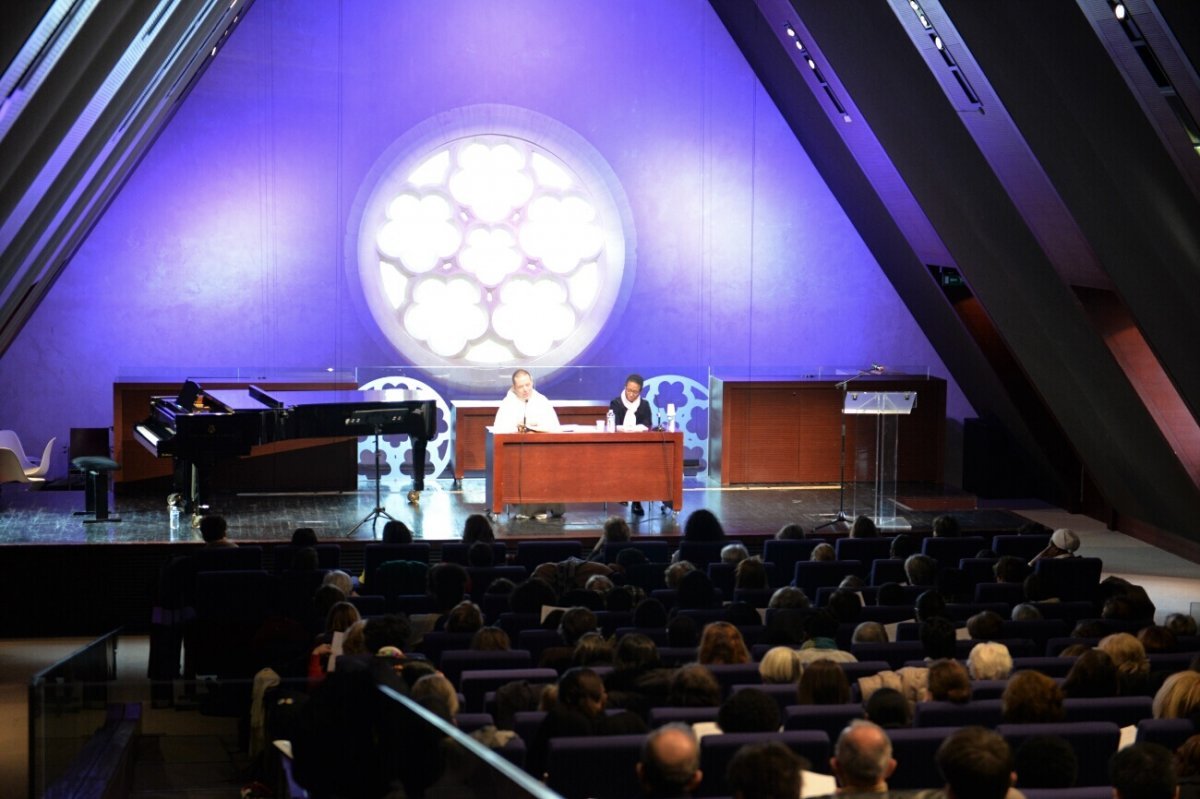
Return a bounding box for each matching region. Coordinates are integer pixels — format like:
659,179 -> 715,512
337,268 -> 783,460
0,0 -> 971,477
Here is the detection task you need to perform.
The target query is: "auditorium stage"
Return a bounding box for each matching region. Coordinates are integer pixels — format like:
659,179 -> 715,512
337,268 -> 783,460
0,475 -> 1010,546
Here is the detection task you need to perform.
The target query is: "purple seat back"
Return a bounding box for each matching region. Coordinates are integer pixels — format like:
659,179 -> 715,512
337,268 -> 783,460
648,706 -> 719,728
1135,718 -> 1197,750
792,560 -> 864,599
914,698 -> 1003,727
1063,696 -> 1152,726
782,703 -> 863,741
440,649 -> 533,687
835,537 -> 891,569
545,734 -> 646,799
888,727 -> 961,789
997,721 -> 1120,786
992,534 -> 1050,560
869,558 -> 908,586
696,730 -> 830,797
515,540 -> 584,570
460,666 -> 557,713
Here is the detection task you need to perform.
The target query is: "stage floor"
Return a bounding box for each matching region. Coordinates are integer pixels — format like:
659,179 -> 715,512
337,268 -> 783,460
0,475 -> 1019,546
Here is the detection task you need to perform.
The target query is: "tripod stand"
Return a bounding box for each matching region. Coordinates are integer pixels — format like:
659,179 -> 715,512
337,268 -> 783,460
345,423 -> 398,538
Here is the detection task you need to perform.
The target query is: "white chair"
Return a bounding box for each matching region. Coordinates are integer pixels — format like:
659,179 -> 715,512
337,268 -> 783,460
0,430 -> 56,478
0,447 -> 45,487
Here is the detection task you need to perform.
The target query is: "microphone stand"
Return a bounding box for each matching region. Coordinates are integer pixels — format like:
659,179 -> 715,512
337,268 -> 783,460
345,421 -> 398,539
815,365 -> 881,531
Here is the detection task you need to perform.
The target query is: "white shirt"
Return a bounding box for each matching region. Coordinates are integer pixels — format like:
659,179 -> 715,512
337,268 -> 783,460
492,389 -> 561,433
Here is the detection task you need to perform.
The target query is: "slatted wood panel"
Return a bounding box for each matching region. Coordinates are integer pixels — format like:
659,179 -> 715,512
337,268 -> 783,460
451,401 -> 610,480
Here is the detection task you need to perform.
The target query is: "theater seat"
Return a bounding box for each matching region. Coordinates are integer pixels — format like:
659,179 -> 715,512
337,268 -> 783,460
696,731 -> 830,797
545,734 -> 646,798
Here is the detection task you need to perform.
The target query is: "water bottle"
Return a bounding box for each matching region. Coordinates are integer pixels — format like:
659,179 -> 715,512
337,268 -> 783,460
605,409 -> 616,433
169,504 -> 180,534
666,403 -> 676,433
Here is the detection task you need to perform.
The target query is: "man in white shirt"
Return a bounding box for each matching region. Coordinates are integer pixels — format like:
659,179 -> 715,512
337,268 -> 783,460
493,369 -> 561,433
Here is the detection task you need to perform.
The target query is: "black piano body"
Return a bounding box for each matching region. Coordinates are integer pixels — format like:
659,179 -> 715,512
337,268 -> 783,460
134,382 -> 437,509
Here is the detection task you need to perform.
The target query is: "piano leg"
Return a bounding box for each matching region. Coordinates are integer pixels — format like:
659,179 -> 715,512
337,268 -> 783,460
411,436 -> 428,492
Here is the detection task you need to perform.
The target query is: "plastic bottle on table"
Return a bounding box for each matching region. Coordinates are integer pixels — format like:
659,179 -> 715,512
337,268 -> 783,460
605,409 -> 616,433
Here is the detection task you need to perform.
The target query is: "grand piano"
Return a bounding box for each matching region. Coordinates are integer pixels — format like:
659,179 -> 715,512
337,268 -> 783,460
134,381 -> 436,510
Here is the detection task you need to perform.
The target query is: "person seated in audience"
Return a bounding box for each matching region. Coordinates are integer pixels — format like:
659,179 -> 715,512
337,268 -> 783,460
484,576 -> 515,599
712,687 -> 781,736
1029,527 -> 1080,566
469,625 -> 509,651
509,576 -> 558,614
1002,670 -> 1064,723
839,574 -> 866,590
466,540 -> 495,567
721,542 -> 749,564
585,573 -> 615,595
682,508 -> 726,542
1099,632 -> 1156,696
634,597 -> 669,628
1110,742 -> 1178,799
926,658 -> 971,704
876,582 -> 907,607
759,646 -> 804,684
380,520 -> 413,544
461,513 -> 495,545
865,686 -> 912,729
852,621 -> 889,644
572,631 -> 614,668
697,620 -> 751,665
606,633 -> 671,719
541,606 -> 600,671
797,659 -> 851,705
1153,670 -> 1200,719
529,666 -> 647,778
914,590 -> 947,622
1175,734 -> 1200,799
637,723 -> 703,799
726,741 -> 806,799
616,548 -> 649,570
1167,613 -> 1198,638
669,664 -> 722,708
815,720 -> 896,797
1010,603 -> 1042,621
763,609 -> 807,647
606,584 -> 641,612
410,672 -> 459,721
444,600 -> 483,634
1140,625 -> 1179,654
798,610 -> 858,664
993,556 -> 1028,583
290,546 -> 319,572
199,514 -> 236,547
668,615 -> 700,648
966,610 -> 1005,641
776,522 -> 807,539
426,562 -> 468,615
734,556 -> 769,591
533,557 -> 614,596
1071,618 -> 1108,639
811,542 -> 836,561
1023,572 -> 1059,603
920,618 -> 958,662
322,569 -> 354,598
677,570 -> 718,610
665,560 -> 696,589
909,726 -> 1023,799
1013,735 -> 1077,790
726,601 -> 761,629
768,585 -> 811,609
964,643 -> 1012,676
291,526 -> 318,547
850,515 -> 879,538
1062,648 -> 1118,698
904,554 -> 937,586
931,514 -> 961,537
588,515 -> 632,561
827,589 -> 863,624
889,533 -> 918,560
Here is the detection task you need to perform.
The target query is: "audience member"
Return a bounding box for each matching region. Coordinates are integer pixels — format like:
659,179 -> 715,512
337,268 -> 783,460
426,562 -> 468,613
444,600 -> 483,634
889,534 -> 919,560
1001,670 -> 1064,723
665,561 -> 697,590
775,523 -> 807,539
529,667 -> 646,777
381,520 -> 413,544
1167,613 -> 1198,638
291,527 -> 318,547
864,687 -> 912,729
1110,742 -> 1177,799
717,687 -> 781,734
797,659 -> 851,705
798,611 -> 858,664
914,591 -> 946,623
993,556 -> 1027,583
811,543 -> 836,561
1175,734 -> 1200,799
470,626 -> 510,651
467,541 -> 495,567
721,543 -> 749,564
920,618 -> 958,661
726,741 -> 804,799
850,515 -> 879,538
634,598 -> 669,628
677,570 -> 718,610
905,554 -> 937,586
1099,632 -> 1154,696
682,509 -> 725,542
1029,527 -> 1080,565
759,646 -> 804,684
927,659 -> 971,703
461,513 -> 495,545
967,610 -> 1005,641
1153,670 -> 1200,719
697,621 -> 751,665
572,631 -> 614,668
853,621 -> 889,644
1062,649 -> 1118,698
768,586 -> 811,610
734,556 -> 769,591
667,615 -> 700,648
509,577 -> 557,614
932,514 -> 961,538
668,664 -> 722,708
827,589 -> 863,624
199,515 -> 235,547
637,723 -> 702,798
968,642 -> 1013,681
824,720 -> 896,795
1010,603 -> 1042,621
911,726 -> 1018,799
1013,735 -> 1077,789
1140,625 -> 1179,654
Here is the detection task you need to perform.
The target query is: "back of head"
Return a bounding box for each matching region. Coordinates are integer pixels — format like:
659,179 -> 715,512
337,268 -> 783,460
698,620 -> 749,665
827,589 -> 863,623
613,633 -> 660,672
852,621 -> 888,645
639,723 -> 701,797
810,543 -> 835,561
677,569 -> 717,610
1110,742 -> 1176,799
1138,625 -> 1177,654
1098,632 -> 1150,676
363,613 -> 412,654
667,614 -> 700,648
775,523 -> 807,540
932,514 -> 961,537
426,562 -> 469,612
928,658 -> 971,703
803,609 -> 839,643
603,516 -> 632,544
291,527 -> 318,547
966,610 -> 1005,641
734,556 -> 769,590
199,514 -> 228,543
798,659 -> 850,705
864,687 -> 911,729
994,556 -> 1028,583
381,520 -> 412,544
1166,612 -> 1198,638
968,641 -> 1013,681
634,598 -> 669,628
718,687 -> 781,733
665,560 -> 696,589
462,513 -> 495,545
914,589 -> 947,622
889,533 -> 918,559
936,726 -> 1013,799
1011,602 -> 1043,621
1013,734 -> 1077,789
834,720 -> 894,789
411,673 -> 459,720
850,515 -> 879,538
721,543 -> 749,564
510,577 -> 558,614
445,600 -> 484,634
905,554 -> 937,586
920,617 -> 958,661
668,663 -> 722,707
758,646 -> 803,684
683,508 -> 725,541
1152,670 -> 1200,719
559,606 -> 599,645
1002,670 -> 1065,723
768,586 -> 811,610
1063,648 -> 1118,698
726,741 -> 803,799
467,540 -> 495,567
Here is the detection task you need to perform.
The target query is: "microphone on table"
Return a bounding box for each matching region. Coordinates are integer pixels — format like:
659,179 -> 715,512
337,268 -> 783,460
522,398 -> 529,432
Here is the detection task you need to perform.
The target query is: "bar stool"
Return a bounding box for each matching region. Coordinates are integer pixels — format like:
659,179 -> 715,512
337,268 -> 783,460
72,455 -> 121,523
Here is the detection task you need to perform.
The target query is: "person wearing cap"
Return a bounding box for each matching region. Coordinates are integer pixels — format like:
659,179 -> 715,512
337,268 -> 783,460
1029,528 -> 1080,566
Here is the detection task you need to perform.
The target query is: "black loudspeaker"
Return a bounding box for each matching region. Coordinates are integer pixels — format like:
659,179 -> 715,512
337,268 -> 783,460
962,417 -> 1018,498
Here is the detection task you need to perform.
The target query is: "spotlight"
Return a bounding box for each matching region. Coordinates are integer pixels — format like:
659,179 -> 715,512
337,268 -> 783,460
806,57 -> 816,70
909,0 -> 919,9
785,22 -> 796,38
795,40 -> 803,50
1114,2 -> 1126,19
934,35 -> 943,50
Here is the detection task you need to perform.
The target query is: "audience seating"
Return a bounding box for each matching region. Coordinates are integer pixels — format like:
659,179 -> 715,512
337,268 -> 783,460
914,699 -> 1003,728
783,703 -> 864,741
1062,696 -> 1152,726
191,569 -> 277,678
762,540 -> 823,583
648,706 -> 719,728
696,731 -> 830,797
362,543 -> 431,577
440,650 -> 534,688
834,537 -> 891,569
622,562 -> 669,592
997,722 -> 1119,786
792,560 -> 863,599
1033,557 -> 1102,601
545,734 -> 646,798
459,667 -> 556,712
466,565 -> 527,601
605,540 -> 671,563
888,727 -> 961,789
1135,718 -> 1196,750
347,594 -> 386,616
974,581 -> 1027,606
958,557 -> 999,586
868,558 -> 907,586
440,541 -> 506,565
516,629 -> 563,663
273,543 -> 342,572
678,540 -> 744,568
515,541 -> 583,570
1023,789 -> 1113,799
417,631 -> 476,665
992,534 -> 1050,560
920,536 -> 986,568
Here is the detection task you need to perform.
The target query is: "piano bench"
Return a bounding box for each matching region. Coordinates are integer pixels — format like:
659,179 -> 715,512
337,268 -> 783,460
72,456 -> 121,523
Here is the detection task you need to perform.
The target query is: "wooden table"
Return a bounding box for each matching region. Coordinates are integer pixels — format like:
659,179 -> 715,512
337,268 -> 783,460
708,374 -> 946,485
451,400 -> 610,482
485,430 -> 685,513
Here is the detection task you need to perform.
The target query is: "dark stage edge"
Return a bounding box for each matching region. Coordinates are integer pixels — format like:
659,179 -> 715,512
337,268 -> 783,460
0,478 -> 1030,637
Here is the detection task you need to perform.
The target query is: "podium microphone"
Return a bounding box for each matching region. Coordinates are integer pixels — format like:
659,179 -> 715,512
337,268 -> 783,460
522,398 -> 529,432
